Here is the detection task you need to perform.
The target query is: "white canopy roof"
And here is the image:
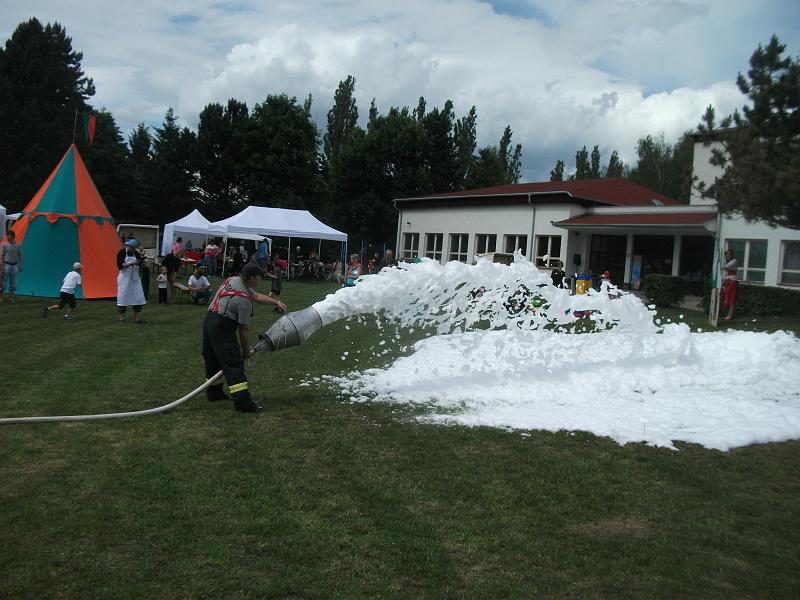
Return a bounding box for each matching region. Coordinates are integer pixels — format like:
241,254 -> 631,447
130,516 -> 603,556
0,203 -> 5,235
211,206 -> 347,242
161,209 -> 224,255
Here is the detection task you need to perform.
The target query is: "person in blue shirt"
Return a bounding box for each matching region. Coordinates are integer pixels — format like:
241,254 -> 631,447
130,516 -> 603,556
257,238 -> 270,270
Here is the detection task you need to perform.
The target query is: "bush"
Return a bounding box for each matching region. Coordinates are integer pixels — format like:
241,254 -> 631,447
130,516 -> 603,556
642,274 -> 688,307
702,280 -> 800,316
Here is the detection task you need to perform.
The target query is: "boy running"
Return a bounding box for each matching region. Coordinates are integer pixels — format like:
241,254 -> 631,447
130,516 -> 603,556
43,263 -> 82,320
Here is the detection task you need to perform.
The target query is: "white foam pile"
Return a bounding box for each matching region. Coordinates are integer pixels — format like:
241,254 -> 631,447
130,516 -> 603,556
309,256 -> 800,451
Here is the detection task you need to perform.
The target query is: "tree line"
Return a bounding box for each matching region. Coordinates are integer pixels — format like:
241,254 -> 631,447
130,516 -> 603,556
548,135 -> 694,204
2,18 -> 796,249
0,19 -> 521,247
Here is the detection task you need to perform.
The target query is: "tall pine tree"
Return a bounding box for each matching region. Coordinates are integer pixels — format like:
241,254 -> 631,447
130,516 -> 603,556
698,36 -> 800,227
0,18 -> 95,210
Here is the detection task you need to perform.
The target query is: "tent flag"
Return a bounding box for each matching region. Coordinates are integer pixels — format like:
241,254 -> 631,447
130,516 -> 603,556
8,144 -> 121,298
82,113 -> 96,145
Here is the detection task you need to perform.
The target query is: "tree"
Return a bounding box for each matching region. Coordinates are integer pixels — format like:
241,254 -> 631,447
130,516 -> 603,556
0,18 -> 95,210
324,75 -> 359,166
628,133 -> 692,201
423,100 -> 458,192
454,106 -> 477,187
468,146 -> 506,188
148,108 -> 197,224
79,109 -> 134,221
590,145 -> 601,179
605,151 -> 624,178
126,123 -> 155,222
550,159 -> 565,181
572,146 -> 591,179
698,36 -> 800,228
243,94 -> 323,211
499,126 -> 522,184
194,99 -> 250,219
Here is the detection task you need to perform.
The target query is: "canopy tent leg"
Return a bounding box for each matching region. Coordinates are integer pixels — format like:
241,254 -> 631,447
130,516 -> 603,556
220,234 -> 228,277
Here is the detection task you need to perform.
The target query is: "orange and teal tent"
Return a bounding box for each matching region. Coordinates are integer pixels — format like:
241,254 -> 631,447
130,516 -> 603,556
5,145 -> 121,298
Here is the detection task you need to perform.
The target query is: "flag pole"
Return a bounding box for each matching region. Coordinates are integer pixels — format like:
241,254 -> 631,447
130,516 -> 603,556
72,108 -> 78,145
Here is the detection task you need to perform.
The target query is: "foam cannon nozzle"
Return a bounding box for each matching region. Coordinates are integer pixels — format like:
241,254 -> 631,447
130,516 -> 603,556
251,306 -> 324,354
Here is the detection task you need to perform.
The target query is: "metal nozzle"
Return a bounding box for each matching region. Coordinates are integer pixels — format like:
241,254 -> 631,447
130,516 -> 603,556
252,306 -> 324,354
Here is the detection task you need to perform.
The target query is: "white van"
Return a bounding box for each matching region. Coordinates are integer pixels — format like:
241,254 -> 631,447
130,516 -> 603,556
116,224 -> 160,260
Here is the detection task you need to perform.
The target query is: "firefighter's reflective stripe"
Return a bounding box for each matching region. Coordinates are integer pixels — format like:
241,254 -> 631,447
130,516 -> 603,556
229,381 -> 249,393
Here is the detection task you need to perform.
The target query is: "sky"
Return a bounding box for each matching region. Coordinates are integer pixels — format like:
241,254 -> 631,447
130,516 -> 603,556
2,0 -> 799,182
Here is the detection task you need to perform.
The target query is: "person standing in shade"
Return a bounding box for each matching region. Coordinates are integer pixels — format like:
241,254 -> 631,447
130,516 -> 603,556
0,230 -> 23,303
116,239 -> 147,324
205,240 -> 220,275
257,237 -> 270,271
722,248 -> 739,321
379,249 -> 397,270
172,236 -> 183,257
43,262 -> 82,320
232,246 -> 245,275
156,266 -> 169,304
203,263 -> 287,413
160,252 -> 181,303
550,261 -> 566,288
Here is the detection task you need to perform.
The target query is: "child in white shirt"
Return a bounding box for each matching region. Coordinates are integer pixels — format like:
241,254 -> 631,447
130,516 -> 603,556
156,266 -> 168,304
43,263 -> 82,320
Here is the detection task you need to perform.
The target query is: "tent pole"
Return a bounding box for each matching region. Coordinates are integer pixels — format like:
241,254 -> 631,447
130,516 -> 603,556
221,233 -> 228,277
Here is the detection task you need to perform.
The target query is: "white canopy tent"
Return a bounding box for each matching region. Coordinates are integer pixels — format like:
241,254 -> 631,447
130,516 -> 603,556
160,209 -> 224,255
210,206 -> 347,277
0,203 -> 5,236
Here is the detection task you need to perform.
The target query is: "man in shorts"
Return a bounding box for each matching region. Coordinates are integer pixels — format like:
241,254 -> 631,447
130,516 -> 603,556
43,263 -> 82,320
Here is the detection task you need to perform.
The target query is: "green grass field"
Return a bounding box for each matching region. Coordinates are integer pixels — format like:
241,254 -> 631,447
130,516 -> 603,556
1,280 -> 799,599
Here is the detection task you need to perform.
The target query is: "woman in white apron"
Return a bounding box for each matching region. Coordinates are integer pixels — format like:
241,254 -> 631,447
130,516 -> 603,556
116,239 -> 147,323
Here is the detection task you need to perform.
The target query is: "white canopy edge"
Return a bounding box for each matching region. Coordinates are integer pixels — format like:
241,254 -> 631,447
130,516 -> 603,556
211,206 -> 347,243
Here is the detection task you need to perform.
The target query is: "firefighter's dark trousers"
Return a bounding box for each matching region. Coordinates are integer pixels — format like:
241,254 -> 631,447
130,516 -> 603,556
202,312 -> 252,404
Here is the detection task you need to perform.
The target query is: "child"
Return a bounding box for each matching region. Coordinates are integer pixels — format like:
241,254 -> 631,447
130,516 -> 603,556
43,263 -> 82,320
156,265 -> 168,304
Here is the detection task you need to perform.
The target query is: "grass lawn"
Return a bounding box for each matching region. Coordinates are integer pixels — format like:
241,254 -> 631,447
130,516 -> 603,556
1,280 -> 799,599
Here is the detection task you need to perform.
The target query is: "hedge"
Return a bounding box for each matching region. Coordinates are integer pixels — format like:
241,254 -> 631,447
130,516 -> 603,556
642,274 -> 688,308
702,280 -> 800,317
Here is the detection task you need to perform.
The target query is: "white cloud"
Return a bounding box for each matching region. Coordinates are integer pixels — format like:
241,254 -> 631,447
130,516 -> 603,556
1,0 -> 798,180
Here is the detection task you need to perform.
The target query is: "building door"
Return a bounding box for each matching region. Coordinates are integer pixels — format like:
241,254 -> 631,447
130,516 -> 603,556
679,235 -> 714,295
589,234 -> 627,284
632,235 -> 674,280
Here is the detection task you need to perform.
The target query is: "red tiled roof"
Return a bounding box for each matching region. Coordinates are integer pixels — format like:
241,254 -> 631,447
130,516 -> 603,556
556,212 -> 717,226
399,178 -> 683,207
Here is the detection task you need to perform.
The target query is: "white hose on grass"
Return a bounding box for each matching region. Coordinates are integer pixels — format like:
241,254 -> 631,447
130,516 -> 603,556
0,370 -> 224,425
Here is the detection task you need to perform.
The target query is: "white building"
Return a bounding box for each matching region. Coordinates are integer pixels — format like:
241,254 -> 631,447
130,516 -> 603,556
394,138 -> 800,292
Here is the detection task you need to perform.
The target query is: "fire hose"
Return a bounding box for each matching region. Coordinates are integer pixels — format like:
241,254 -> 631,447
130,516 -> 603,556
0,307 -> 324,425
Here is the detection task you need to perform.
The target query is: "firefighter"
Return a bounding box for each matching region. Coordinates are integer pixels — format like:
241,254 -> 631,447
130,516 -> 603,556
203,263 -> 287,412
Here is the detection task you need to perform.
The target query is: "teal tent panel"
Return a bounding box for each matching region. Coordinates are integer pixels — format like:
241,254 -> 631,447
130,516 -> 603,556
35,150 -> 77,215
17,217 -> 82,298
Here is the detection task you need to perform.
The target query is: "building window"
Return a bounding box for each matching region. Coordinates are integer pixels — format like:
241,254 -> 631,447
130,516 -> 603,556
780,240 -> 800,285
402,232 -> 420,260
475,234 -> 497,255
449,233 -> 469,262
535,235 -> 562,267
504,234 -> 527,255
425,233 -> 443,262
726,239 -> 767,283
